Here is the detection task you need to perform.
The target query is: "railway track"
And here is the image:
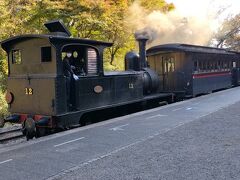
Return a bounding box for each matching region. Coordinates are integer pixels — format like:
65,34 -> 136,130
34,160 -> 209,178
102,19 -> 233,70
0,100 -> 170,142
0,128 -> 24,143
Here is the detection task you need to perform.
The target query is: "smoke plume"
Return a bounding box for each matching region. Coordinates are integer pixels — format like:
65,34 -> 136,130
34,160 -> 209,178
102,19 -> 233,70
127,1 -> 216,47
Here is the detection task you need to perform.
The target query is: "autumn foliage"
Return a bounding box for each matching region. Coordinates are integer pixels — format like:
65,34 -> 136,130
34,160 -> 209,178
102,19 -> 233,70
0,0 -> 174,118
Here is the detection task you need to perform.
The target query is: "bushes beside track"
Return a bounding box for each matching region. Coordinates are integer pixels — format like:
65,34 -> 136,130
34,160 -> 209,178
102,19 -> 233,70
0,91 -> 8,127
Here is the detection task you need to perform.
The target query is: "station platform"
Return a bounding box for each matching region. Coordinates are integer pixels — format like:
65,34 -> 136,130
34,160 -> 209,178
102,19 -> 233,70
1,87 -> 240,180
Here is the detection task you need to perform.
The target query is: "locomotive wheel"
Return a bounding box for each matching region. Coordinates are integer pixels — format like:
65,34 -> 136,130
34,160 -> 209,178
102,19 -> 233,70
36,127 -> 47,138
23,118 -> 36,140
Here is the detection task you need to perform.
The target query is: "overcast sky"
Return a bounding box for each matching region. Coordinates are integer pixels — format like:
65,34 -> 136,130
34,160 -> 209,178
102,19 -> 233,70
166,0 -> 239,20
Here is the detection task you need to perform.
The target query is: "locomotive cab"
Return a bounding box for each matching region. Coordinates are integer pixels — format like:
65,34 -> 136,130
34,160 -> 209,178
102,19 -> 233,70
2,36 -> 57,117
1,35 -> 59,138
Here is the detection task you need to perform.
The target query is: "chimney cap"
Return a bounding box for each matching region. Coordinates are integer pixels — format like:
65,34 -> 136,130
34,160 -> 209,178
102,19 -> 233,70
44,19 -> 71,37
134,30 -> 150,41
135,36 -> 149,41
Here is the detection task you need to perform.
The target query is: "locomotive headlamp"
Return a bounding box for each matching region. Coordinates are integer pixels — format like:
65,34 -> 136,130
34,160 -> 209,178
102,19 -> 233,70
5,91 -> 14,104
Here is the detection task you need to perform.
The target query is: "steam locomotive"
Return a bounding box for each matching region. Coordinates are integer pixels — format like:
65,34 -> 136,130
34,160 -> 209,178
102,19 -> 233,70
2,20 -> 240,140
1,20 -> 173,139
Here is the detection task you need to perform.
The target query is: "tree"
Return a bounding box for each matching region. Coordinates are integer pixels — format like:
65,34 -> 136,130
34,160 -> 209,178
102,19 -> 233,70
99,0 -> 175,69
98,0 -> 133,68
0,0 -> 175,118
140,0 -> 174,12
213,14 -> 240,51
0,0 -> 175,72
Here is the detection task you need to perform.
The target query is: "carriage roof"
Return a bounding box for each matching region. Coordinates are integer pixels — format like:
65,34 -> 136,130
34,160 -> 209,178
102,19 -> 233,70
147,43 -> 239,56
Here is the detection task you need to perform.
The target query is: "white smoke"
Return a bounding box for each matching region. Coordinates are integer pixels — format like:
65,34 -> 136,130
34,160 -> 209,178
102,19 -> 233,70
126,1 -> 218,47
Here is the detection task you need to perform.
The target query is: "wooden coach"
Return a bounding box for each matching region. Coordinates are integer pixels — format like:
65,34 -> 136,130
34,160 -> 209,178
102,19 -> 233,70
147,43 -> 240,97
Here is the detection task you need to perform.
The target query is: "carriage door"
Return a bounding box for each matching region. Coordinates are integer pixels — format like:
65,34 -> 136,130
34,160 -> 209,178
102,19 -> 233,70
163,56 -> 175,91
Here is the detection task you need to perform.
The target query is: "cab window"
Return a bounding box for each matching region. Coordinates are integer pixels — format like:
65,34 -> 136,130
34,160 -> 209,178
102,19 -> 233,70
87,48 -> 97,75
12,49 -> 22,64
41,46 -> 52,62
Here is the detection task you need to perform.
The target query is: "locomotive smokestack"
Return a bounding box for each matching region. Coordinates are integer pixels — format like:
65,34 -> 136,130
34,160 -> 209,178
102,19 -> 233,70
135,36 -> 148,69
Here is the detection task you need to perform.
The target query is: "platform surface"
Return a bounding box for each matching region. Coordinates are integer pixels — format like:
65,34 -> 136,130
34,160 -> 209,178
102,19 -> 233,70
1,87 -> 240,180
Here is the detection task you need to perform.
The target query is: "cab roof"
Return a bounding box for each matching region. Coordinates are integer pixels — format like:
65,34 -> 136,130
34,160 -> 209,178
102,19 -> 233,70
1,34 -> 113,52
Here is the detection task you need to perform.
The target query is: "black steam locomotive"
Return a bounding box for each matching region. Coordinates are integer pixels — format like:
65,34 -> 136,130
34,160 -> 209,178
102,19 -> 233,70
2,20 -> 172,139
2,20 -> 240,139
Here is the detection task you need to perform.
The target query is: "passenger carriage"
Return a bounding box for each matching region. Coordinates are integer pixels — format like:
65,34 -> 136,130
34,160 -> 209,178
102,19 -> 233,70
147,44 -> 240,97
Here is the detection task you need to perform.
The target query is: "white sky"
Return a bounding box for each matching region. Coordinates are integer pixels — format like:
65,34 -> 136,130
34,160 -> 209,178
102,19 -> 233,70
166,0 -> 240,29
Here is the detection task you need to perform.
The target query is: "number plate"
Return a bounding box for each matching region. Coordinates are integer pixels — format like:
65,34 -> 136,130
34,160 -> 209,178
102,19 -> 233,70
25,88 -> 33,95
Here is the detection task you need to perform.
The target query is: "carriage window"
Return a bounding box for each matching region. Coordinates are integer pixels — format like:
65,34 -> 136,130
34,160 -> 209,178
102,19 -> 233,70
223,61 -> 227,71
164,60 -> 168,74
220,61 -> 224,70
41,46 -> 52,62
227,61 -> 230,69
167,61 -> 172,72
170,58 -> 175,72
87,48 -> 97,75
207,61 -> 210,71
215,62 -> 217,71
165,57 -> 175,73
194,61 -> 198,72
209,62 -> 213,71
198,61 -> 202,72
202,62 -> 206,71
217,61 -> 220,70
12,49 -> 22,64
233,61 -> 236,68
